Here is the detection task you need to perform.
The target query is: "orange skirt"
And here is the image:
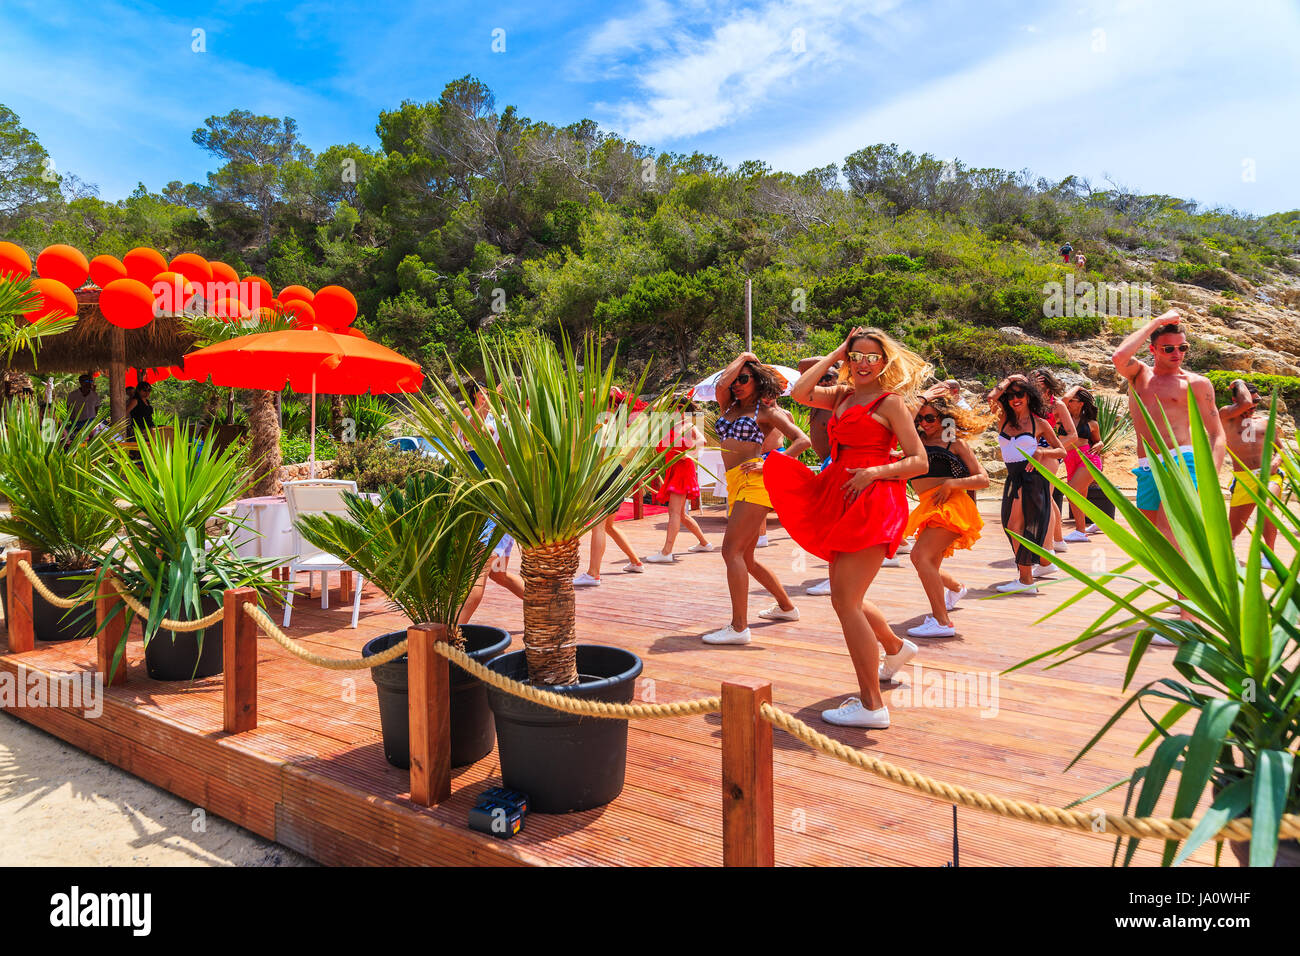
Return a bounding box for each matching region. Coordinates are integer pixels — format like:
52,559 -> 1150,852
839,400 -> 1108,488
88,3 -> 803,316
903,485 -> 983,558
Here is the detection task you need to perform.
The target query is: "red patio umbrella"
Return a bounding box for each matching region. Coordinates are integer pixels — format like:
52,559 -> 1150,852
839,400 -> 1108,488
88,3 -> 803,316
181,328 -> 423,477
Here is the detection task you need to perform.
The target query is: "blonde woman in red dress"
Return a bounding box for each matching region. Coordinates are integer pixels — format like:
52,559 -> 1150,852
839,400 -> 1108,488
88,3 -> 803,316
764,328 -> 930,729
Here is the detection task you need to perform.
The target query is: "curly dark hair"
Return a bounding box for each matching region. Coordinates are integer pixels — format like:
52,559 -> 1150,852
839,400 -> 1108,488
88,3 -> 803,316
999,378 -> 1048,423
1068,386 -> 1097,427
739,361 -> 785,404
1030,367 -> 1065,399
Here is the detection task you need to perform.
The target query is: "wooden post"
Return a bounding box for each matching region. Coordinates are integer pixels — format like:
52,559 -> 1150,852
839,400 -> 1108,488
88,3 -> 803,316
408,622 -> 450,806
4,549 -> 34,653
722,678 -> 775,867
632,486 -> 645,520
223,588 -> 258,733
339,570 -> 355,603
109,326 -> 126,424
95,578 -> 127,686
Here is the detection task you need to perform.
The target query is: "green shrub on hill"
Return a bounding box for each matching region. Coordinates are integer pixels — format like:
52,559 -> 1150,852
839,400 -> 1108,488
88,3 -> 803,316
913,326 -> 1075,377
1205,371 -> 1300,407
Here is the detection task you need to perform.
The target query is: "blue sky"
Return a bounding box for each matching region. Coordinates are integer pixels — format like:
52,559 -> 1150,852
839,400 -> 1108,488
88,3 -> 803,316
2,0 -> 1297,214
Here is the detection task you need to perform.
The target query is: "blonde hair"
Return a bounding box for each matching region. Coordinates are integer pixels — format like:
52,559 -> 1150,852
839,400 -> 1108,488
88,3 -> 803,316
838,328 -> 932,400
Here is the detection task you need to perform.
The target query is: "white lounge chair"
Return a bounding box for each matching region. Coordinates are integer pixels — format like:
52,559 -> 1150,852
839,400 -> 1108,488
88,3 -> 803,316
282,479 -> 364,629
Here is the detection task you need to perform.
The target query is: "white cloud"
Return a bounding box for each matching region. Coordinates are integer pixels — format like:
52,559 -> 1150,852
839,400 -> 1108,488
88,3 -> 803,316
591,0 -> 904,144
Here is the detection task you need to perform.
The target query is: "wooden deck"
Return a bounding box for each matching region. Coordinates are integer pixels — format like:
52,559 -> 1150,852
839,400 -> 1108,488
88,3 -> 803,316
0,502 -> 1240,866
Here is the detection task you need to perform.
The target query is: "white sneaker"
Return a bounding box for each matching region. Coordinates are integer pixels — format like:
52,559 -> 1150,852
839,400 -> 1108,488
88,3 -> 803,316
643,552 -> 676,564
995,580 -> 1038,594
1064,530 -> 1089,543
1052,540 -> 1069,553
702,624 -> 752,645
944,586 -> 968,611
807,579 -> 832,596
895,540 -> 913,555
1085,523 -> 1100,534
623,562 -> 645,573
758,603 -> 800,622
908,616 -> 956,638
573,572 -> 601,587
882,556 -> 902,568
821,697 -> 890,728
1033,563 -> 1058,578
687,542 -> 714,553
1150,634 -> 1176,647
756,535 -> 770,548
879,638 -> 918,680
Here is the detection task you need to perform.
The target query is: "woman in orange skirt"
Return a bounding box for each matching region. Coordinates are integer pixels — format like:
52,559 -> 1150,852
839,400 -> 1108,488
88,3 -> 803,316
764,328 -> 930,729
902,391 -> 991,639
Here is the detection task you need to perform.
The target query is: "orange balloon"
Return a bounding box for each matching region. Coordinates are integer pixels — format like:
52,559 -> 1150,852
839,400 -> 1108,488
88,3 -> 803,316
169,253 -> 213,288
238,275 -> 274,311
100,278 -> 156,329
151,272 -> 198,315
278,284 -> 314,305
312,285 -> 357,328
36,244 -> 89,289
337,326 -> 367,339
123,247 -> 168,284
0,241 -> 32,280
209,260 -> 239,284
24,277 -> 78,323
211,296 -> 250,321
281,299 -> 316,325
88,254 -> 128,288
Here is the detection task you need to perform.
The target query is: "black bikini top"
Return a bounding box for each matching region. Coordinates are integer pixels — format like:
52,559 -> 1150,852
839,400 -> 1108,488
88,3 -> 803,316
923,442 -> 970,479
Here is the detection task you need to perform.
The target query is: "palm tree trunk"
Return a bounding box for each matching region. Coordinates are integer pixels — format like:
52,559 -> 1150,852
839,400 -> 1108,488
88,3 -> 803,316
245,389 -> 281,496
519,538 -> 581,685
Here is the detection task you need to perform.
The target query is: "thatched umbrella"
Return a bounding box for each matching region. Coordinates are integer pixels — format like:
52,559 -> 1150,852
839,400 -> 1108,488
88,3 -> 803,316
4,290 -> 197,421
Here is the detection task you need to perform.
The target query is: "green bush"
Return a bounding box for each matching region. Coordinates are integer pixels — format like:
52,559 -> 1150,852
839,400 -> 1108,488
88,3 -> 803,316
333,435 -> 433,492
280,433 -> 338,464
1038,313 -> 1104,338
1205,371 -> 1300,407
920,327 -> 1075,376
1208,303 -> 1235,319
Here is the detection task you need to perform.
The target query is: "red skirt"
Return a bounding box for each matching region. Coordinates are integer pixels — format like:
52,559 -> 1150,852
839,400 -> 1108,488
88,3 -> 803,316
763,451 -> 907,561
652,454 -> 700,504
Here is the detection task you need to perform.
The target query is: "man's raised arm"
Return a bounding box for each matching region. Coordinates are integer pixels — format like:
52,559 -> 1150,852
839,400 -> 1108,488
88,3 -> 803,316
1113,309 -> 1180,383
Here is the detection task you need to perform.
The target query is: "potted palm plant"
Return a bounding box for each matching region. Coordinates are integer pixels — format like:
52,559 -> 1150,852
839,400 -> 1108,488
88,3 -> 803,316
1010,394 -> 1299,866
78,424 -> 283,681
294,467 -> 511,768
407,333 -> 677,813
0,401 -> 119,641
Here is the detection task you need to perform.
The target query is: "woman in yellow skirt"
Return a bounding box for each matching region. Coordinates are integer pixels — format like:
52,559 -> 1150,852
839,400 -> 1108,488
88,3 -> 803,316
903,391 -> 991,638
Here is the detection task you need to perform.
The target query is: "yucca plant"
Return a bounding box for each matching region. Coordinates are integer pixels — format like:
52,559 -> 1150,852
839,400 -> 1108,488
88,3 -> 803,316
1093,392 -> 1135,457
406,333 -> 679,685
77,424 -> 283,677
0,400 -> 120,569
294,467 -> 500,648
0,275 -> 78,364
1008,393 -> 1298,866
342,393 -> 393,441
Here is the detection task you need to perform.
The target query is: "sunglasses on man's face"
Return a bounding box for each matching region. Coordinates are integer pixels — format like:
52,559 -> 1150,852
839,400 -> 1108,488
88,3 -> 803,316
915,413 -> 940,425
1159,344 -> 1190,354
847,351 -> 883,365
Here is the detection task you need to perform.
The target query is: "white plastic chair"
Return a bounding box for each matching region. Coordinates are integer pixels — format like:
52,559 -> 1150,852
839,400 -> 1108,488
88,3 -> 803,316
282,479 -> 364,629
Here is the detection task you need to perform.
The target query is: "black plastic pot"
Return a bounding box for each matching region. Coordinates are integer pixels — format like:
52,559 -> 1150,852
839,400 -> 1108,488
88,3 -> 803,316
0,560 -> 95,642
1229,838 -> 1300,867
364,624 -> 512,769
486,645 -> 643,814
143,594 -> 224,681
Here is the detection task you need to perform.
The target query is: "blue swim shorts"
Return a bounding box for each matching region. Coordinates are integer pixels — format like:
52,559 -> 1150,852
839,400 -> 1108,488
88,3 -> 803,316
1131,446 -> 1196,512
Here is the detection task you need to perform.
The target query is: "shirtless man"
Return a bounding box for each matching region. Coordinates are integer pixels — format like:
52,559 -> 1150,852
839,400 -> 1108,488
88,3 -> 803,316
1112,311 -> 1226,539
1219,380 -> 1281,561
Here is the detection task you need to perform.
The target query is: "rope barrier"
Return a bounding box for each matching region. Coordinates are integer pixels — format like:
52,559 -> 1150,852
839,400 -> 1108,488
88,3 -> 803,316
107,578 -> 225,631
16,560 -> 82,610
758,701 -> 1300,843
243,602 -> 409,670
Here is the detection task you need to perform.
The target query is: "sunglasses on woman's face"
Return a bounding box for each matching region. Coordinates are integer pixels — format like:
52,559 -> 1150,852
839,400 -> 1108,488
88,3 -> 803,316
915,413 -> 939,424
847,351 -> 883,365
1007,389 -> 1027,399
1159,344 -> 1190,354
735,373 -> 752,385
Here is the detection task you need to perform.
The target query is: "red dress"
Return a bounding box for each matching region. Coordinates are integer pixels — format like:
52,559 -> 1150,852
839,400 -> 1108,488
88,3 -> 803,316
652,430 -> 700,504
763,394 -> 908,561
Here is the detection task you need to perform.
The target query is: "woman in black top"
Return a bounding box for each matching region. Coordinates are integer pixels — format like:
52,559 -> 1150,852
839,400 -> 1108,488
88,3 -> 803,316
127,382 -> 155,433
902,390 -> 991,638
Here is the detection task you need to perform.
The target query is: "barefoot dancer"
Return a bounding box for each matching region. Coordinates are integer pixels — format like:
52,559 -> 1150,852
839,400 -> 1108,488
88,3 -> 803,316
988,374 -> 1065,594
1220,380 -> 1282,564
765,328 -> 929,729
645,398 -> 712,562
1061,385 -> 1103,540
701,353 -> 810,644
903,392 -> 991,638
